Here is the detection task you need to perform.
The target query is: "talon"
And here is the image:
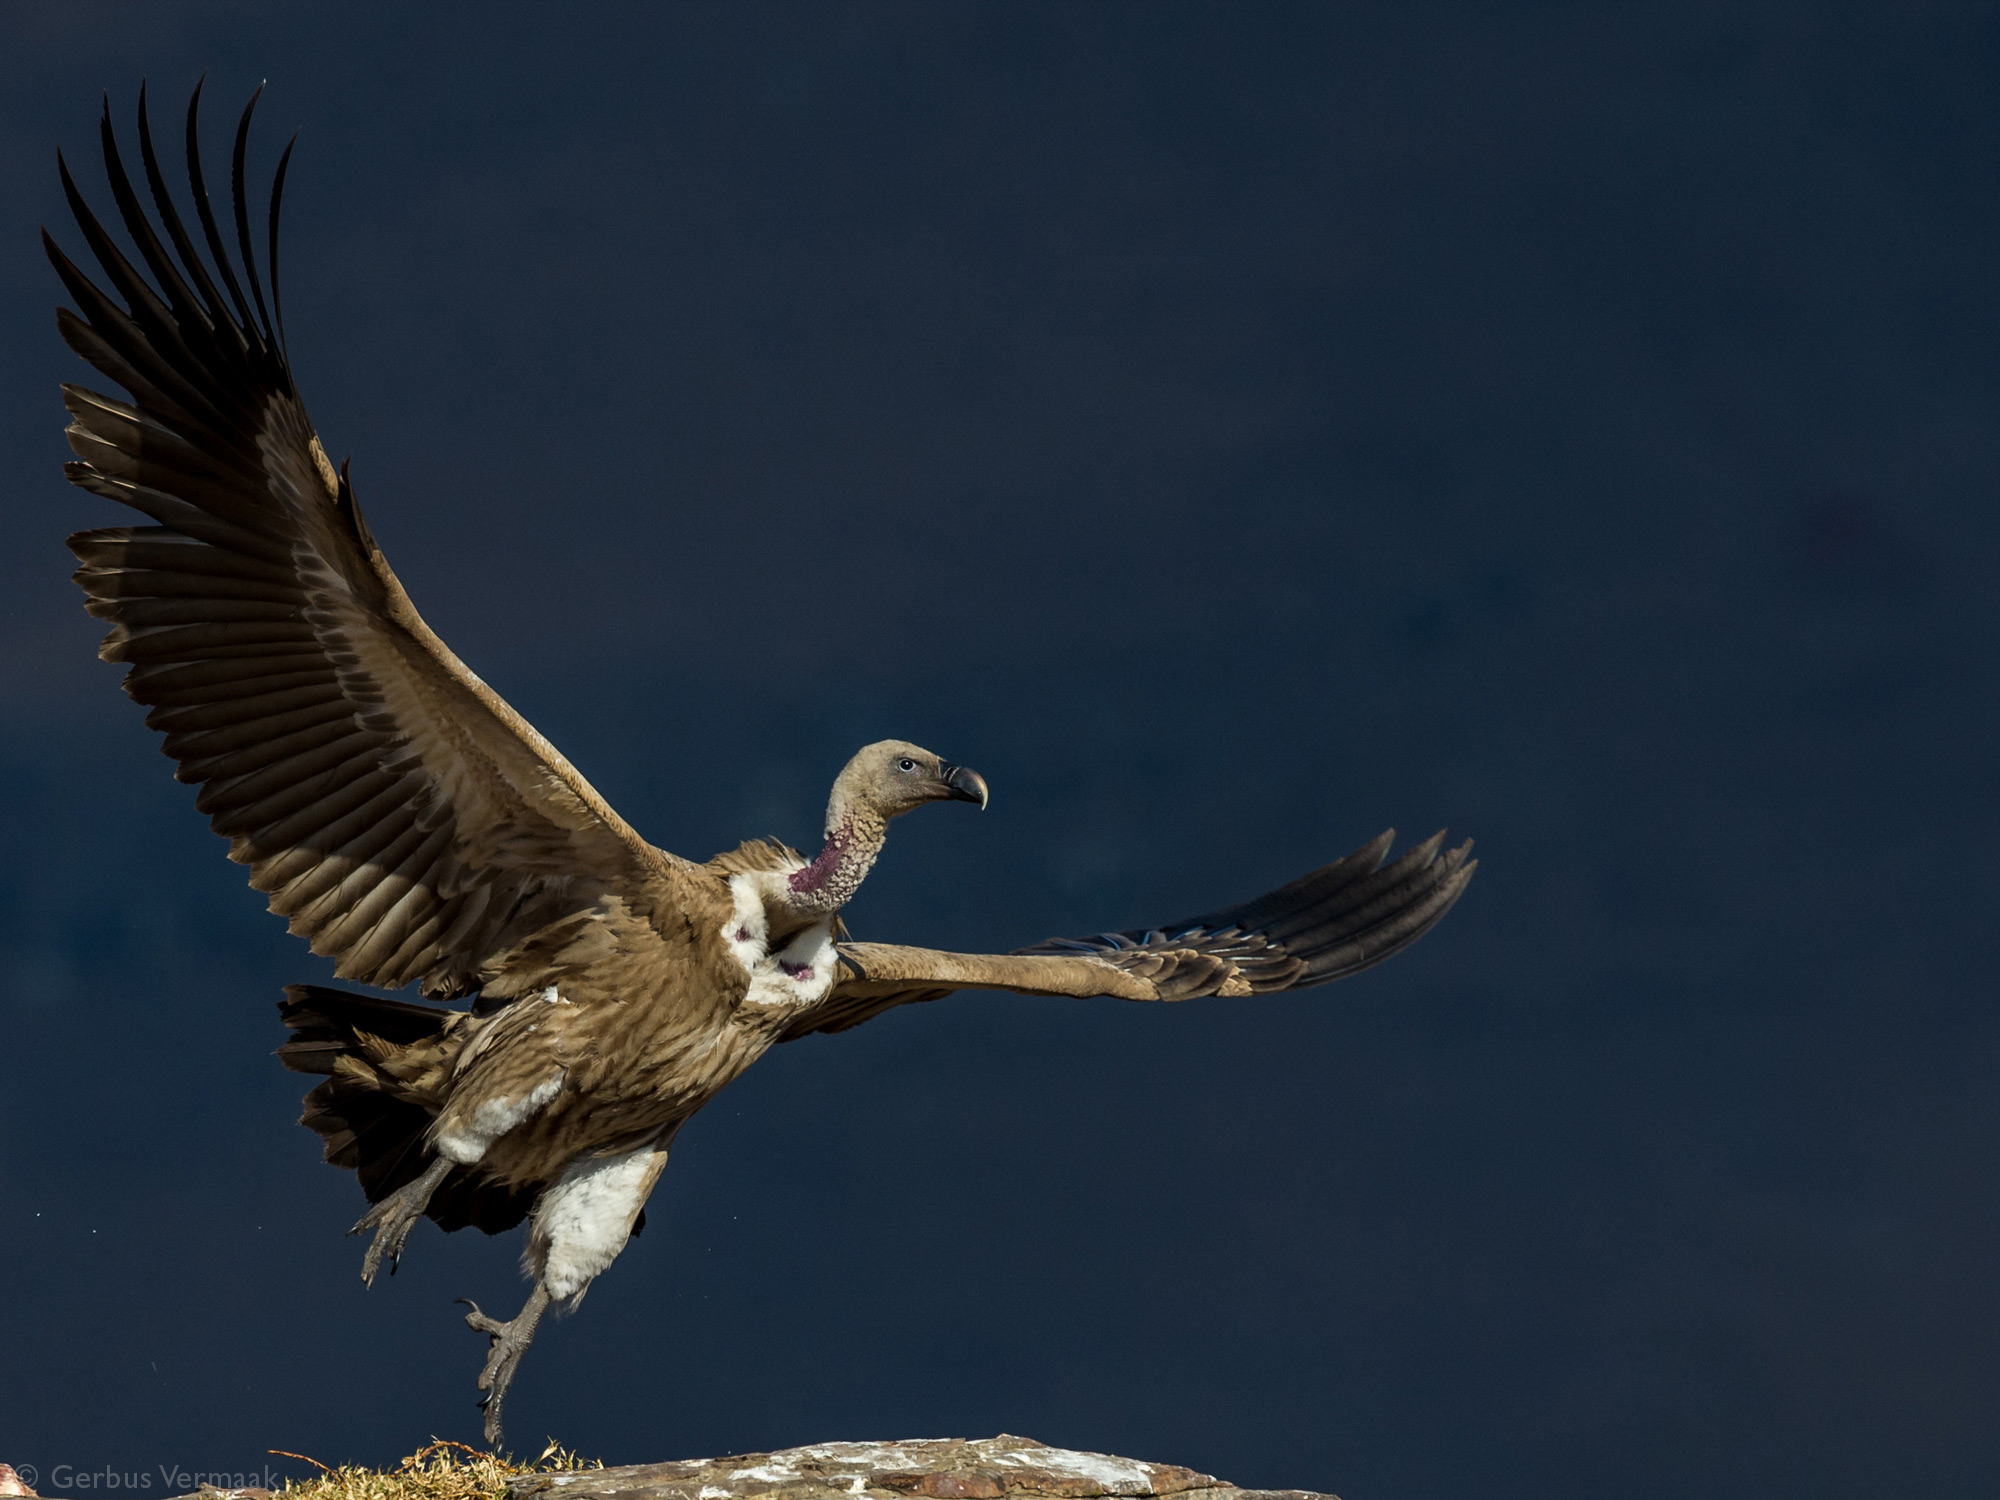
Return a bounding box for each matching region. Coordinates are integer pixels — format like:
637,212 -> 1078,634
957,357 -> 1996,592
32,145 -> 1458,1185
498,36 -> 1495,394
458,1296 -> 507,1337
460,1282 -> 551,1444
352,1156 -> 453,1287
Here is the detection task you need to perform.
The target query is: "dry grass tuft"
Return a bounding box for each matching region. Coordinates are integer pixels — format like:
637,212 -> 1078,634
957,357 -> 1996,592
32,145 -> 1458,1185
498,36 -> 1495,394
271,1441 -> 601,1500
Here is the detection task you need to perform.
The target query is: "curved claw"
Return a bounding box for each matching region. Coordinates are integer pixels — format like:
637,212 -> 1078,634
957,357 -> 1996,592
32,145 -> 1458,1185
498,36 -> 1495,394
457,1296 -> 506,1336
351,1199 -> 414,1284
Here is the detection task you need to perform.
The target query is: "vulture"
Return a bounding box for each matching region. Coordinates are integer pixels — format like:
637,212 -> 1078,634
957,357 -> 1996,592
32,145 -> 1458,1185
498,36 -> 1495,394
46,85 -> 1477,1444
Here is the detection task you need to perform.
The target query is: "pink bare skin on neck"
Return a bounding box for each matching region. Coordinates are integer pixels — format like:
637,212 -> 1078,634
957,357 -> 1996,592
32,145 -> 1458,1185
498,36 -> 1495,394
788,825 -> 852,895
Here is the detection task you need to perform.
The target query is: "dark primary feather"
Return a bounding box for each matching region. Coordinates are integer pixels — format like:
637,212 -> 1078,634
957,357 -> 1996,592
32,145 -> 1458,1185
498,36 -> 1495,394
1028,829 -> 1475,993
49,85 -> 677,1002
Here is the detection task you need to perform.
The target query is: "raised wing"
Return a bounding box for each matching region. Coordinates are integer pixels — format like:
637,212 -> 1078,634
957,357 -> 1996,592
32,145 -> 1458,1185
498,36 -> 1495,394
780,828 -> 1474,1040
50,86 -> 682,1000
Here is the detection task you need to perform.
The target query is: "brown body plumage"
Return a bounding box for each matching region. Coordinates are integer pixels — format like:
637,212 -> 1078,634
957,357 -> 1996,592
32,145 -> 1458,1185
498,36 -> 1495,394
48,86 -> 1476,1444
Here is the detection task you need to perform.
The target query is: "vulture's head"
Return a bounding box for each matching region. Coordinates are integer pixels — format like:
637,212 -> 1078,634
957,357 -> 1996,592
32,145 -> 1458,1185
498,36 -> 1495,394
828,739 -> 988,832
786,741 -> 989,915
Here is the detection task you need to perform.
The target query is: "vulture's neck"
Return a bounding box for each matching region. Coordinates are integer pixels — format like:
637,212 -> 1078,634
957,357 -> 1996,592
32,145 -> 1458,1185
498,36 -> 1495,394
785,805 -> 886,916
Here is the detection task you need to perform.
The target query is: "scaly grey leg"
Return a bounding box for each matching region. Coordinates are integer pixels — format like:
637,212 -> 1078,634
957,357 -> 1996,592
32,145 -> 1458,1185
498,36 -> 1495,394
349,1154 -> 454,1286
459,1282 -> 552,1446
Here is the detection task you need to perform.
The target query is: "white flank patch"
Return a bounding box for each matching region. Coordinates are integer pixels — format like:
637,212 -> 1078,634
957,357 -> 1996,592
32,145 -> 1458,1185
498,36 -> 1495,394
530,1144 -> 661,1301
433,1072 -> 565,1163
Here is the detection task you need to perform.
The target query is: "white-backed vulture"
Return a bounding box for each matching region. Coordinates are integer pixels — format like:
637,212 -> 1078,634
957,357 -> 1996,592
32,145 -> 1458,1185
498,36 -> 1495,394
46,85 -> 1476,1444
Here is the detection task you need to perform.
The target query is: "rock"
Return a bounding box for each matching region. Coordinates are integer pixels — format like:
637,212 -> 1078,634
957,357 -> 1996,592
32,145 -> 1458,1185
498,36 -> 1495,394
507,1436 -> 1331,1500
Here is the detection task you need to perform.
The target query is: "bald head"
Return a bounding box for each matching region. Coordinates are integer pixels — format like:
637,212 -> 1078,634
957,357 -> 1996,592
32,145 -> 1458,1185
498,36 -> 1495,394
826,740 -> 988,835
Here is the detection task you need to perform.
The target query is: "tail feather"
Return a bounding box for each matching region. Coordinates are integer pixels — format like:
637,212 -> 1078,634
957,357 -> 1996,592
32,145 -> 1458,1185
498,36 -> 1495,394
277,983 -> 535,1235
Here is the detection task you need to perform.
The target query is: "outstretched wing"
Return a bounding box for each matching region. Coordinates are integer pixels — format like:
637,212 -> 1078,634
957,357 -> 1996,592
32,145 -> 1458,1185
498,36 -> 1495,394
50,85 -> 682,1000
780,828 -> 1474,1040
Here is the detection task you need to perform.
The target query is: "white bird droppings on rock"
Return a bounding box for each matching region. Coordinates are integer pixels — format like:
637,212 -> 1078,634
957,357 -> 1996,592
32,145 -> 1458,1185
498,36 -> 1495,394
503,1435 -> 1335,1500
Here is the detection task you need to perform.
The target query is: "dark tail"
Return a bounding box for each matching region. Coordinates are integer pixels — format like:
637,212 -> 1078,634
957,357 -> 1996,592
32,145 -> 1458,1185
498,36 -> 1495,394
277,984 -> 535,1235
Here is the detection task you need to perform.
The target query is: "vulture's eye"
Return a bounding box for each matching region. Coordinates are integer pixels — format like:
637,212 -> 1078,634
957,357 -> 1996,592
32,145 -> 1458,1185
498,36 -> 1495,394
897,758 -> 917,772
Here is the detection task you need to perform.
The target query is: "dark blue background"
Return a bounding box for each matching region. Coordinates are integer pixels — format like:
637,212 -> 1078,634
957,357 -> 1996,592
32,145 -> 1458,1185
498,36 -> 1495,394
3,5 -> 1996,1498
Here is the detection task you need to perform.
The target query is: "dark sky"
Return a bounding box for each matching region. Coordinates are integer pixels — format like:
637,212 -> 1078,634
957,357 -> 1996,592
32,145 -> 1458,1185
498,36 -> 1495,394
3,4 -> 1998,1498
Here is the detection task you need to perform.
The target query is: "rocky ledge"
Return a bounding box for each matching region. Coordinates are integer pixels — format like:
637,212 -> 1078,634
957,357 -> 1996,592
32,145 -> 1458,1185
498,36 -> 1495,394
507,1436 -> 1330,1500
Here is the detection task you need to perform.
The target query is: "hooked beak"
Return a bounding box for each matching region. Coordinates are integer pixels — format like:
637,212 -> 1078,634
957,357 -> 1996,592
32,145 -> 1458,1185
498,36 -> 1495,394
940,763 -> 990,810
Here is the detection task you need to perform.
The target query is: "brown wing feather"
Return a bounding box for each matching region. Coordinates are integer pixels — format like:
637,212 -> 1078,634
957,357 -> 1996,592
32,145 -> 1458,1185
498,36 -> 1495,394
780,829 -> 1474,1041
52,88 -> 682,999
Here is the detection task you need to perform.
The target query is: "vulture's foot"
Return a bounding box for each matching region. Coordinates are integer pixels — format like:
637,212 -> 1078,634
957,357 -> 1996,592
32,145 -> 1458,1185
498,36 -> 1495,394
460,1282 -> 551,1446
350,1155 -> 453,1286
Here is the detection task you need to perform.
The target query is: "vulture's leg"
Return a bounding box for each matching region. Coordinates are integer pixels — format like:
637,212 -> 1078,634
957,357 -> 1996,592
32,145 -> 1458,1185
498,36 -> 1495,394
461,1282 -> 551,1446
457,1136 -> 674,1444
350,1154 -> 453,1286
